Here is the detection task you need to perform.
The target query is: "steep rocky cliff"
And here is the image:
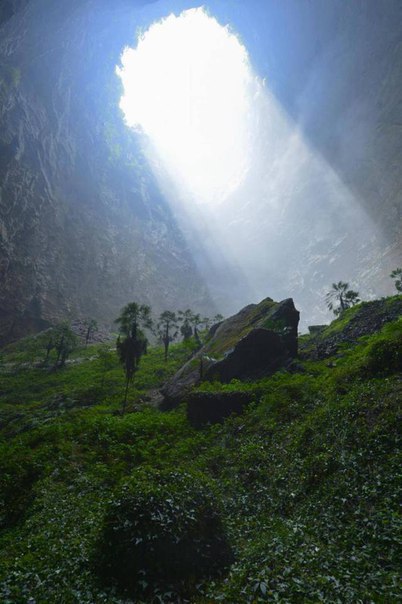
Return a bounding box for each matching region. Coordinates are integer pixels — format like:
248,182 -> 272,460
0,0 -> 212,343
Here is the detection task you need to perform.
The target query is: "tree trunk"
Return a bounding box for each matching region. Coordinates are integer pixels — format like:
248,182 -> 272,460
122,376 -> 130,414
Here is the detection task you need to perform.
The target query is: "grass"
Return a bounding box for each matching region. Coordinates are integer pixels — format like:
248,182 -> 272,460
0,302 -> 401,603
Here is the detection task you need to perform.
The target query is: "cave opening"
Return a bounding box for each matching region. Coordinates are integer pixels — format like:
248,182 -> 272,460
116,6 -> 256,205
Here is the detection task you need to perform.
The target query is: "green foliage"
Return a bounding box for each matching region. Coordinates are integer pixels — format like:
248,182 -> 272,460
156,310 -> 179,360
262,317 -> 288,332
325,281 -> 360,315
390,267 -> 402,292
83,318 -> 98,345
212,313 -> 224,324
115,302 -> 153,410
115,302 -> 153,337
363,319 -> 402,376
52,322 -> 79,367
0,303 -> 401,603
95,468 -> 232,599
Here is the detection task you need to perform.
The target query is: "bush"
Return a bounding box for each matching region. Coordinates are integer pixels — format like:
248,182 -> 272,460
364,334 -> 402,376
94,467 -> 232,599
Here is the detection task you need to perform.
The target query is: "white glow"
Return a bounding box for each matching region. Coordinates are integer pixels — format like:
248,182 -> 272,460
117,7 -> 255,203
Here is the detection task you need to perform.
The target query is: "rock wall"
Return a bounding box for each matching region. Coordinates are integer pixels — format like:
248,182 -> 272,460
0,0 -> 212,344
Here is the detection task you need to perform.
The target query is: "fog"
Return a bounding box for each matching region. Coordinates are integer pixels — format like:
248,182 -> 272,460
117,6 -> 388,328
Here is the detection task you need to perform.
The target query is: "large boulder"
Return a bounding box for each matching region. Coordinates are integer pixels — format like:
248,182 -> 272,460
205,328 -> 289,383
161,297 -> 300,409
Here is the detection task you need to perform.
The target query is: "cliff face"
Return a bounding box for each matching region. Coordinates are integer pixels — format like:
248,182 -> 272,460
0,0 -> 212,343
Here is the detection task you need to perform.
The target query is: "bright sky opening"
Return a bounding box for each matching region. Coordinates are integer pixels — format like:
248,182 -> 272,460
117,7 -> 256,204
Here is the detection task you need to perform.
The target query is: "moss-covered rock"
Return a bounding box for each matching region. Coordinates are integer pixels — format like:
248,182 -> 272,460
161,297 -> 300,408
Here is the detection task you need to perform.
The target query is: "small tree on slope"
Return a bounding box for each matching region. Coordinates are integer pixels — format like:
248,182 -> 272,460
325,281 -> 360,316
390,268 -> 402,292
156,311 -> 179,361
115,303 -> 152,413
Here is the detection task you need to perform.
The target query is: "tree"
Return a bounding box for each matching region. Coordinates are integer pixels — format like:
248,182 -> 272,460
178,309 -> 193,341
190,312 -> 202,347
83,318 -> 98,346
325,281 -> 360,316
201,317 -> 211,330
115,303 -> 153,338
52,323 -> 78,368
43,330 -> 56,365
115,303 -> 152,412
212,313 -> 224,324
390,268 -> 402,292
156,311 -> 179,361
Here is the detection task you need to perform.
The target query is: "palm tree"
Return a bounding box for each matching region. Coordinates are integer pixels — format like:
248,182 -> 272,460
83,318 -> 98,346
115,302 -> 152,339
178,309 -> 194,341
115,303 -> 152,412
156,311 -> 179,361
325,281 -> 360,316
390,268 -> 402,292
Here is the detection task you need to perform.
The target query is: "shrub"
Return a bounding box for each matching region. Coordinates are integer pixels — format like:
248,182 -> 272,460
94,467 -> 232,599
364,332 -> 402,376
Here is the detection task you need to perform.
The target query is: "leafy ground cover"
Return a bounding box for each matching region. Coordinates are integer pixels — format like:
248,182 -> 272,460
0,303 -> 401,603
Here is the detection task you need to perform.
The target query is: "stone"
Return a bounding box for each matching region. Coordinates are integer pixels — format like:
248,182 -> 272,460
205,328 -> 288,383
161,296 -> 300,408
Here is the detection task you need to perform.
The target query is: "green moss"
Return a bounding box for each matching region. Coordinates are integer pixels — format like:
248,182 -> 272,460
207,297 -> 276,358
319,302 -> 361,337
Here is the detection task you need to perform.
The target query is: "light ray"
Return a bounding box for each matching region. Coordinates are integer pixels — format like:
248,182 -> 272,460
117,7 -> 256,204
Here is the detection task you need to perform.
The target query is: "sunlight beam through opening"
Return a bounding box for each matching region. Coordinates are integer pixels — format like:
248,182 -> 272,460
117,7 -> 256,203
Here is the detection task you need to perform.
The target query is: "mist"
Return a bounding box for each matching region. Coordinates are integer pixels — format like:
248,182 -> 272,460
117,5 -> 387,328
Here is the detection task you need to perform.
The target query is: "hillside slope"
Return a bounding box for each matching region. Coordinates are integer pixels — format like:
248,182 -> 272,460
0,296 -> 400,602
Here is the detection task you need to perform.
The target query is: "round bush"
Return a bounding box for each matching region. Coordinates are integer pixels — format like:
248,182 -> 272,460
94,467 -> 232,597
364,334 -> 401,376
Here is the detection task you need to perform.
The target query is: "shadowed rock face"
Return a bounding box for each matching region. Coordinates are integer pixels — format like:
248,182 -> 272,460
205,328 -> 289,383
161,297 -> 300,408
0,0 -> 212,344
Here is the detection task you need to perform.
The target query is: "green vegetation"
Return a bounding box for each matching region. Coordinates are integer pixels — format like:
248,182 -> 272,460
83,318 -> 98,346
325,281 -> 360,315
0,297 -> 401,602
390,267 -> 402,292
115,303 -> 153,411
94,467 -> 232,600
156,310 -> 179,361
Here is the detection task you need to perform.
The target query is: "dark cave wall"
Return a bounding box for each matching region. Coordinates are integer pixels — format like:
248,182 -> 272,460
0,0 -> 211,344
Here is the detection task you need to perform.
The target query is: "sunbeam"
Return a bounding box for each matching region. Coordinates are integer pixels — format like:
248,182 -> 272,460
117,7 -> 256,204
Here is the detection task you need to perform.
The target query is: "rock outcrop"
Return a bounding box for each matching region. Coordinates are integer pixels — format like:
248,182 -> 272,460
0,0 -> 212,345
302,295 -> 402,360
161,297 -> 300,409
